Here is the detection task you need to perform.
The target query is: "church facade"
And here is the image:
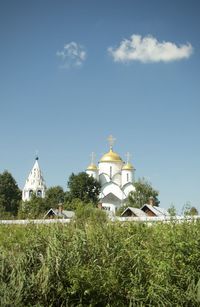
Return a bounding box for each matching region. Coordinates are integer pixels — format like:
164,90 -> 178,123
86,136 -> 135,213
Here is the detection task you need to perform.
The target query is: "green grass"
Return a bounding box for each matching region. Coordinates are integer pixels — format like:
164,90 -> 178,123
0,213 -> 200,306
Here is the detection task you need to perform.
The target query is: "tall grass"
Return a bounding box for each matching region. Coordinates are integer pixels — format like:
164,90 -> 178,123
0,210 -> 200,306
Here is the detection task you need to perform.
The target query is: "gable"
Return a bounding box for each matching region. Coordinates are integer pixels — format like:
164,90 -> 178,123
141,205 -> 157,217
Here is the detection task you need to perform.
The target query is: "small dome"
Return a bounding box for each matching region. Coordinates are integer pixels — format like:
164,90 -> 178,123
100,149 -> 122,163
122,162 -> 134,170
87,163 -> 98,171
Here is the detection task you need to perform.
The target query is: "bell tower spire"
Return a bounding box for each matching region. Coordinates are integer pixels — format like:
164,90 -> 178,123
22,156 -> 46,201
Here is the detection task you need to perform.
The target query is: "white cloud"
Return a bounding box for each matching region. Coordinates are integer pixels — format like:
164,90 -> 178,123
108,34 -> 193,63
56,42 -> 86,68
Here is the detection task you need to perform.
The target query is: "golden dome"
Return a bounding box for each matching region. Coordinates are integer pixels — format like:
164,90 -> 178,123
87,163 -> 98,171
122,162 -> 134,170
100,149 -> 122,163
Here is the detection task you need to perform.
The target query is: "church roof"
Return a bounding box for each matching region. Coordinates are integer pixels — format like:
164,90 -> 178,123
87,163 -> 98,171
23,157 -> 46,190
99,148 -> 122,163
122,162 -> 134,170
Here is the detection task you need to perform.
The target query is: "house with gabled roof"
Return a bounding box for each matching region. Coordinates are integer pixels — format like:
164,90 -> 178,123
141,204 -> 169,217
44,208 -> 75,219
121,207 -> 147,218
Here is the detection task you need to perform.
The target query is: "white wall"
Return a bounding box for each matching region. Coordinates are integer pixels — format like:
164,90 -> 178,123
98,161 -> 123,180
121,170 -> 133,187
86,170 -> 98,180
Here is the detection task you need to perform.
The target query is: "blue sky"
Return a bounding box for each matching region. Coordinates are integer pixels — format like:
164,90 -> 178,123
0,0 -> 200,212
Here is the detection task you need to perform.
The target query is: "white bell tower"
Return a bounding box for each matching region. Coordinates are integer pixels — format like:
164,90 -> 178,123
22,156 -> 46,201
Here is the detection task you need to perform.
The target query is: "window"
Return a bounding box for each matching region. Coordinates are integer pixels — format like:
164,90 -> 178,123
110,166 -> 112,178
29,190 -> 33,197
102,206 -> 110,211
37,190 -> 42,197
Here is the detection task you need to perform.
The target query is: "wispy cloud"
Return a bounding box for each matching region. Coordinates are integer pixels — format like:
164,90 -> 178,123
108,34 -> 193,63
56,42 -> 86,68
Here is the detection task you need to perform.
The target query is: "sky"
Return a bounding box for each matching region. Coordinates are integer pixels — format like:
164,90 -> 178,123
0,0 -> 200,213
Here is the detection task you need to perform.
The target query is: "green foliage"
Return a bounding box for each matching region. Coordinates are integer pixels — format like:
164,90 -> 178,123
75,203 -> 108,225
0,170 -> 21,216
168,203 -> 177,216
18,193 -> 47,219
190,206 -> 199,216
128,177 -> 160,208
45,186 -> 65,207
182,201 -> 192,216
67,172 -> 101,204
182,202 -> 199,216
64,198 -> 87,211
0,220 -> 200,306
115,204 -> 129,216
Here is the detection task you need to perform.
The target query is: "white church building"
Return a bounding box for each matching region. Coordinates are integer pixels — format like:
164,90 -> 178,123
86,135 -> 136,213
22,136 -> 135,214
22,156 -> 46,201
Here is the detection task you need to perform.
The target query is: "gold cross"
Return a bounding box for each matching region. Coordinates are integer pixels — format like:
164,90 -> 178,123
90,152 -> 96,164
125,152 -> 132,163
107,135 -> 116,149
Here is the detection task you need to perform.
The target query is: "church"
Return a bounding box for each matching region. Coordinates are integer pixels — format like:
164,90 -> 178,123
86,135 -> 135,213
22,136 -> 136,214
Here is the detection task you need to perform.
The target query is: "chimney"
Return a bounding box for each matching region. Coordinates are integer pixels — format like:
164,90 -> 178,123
148,197 -> 154,206
58,203 -> 63,214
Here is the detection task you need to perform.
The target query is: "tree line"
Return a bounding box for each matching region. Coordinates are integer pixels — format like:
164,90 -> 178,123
0,171 -> 101,219
0,170 -> 198,219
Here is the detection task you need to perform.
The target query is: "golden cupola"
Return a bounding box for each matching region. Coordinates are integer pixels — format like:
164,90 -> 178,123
100,148 -> 122,163
122,162 -> 134,170
99,135 -> 123,163
87,163 -> 98,171
86,152 -> 98,176
122,152 -> 134,170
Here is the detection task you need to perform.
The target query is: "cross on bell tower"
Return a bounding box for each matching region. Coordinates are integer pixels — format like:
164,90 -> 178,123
35,149 -> 39,160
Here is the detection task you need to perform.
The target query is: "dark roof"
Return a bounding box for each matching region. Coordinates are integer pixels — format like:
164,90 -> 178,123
121,207 -> 147,217
44,209 -> 75,219
141,204 -> 169,216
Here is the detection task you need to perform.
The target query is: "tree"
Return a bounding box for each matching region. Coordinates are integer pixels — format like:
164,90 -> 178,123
0,171 -> 21,215
182,202 -> 199,216
18,193 -> 47,219
128,178 -> 159,208
182,201 -> 192,216
67,172 -> 101,205
45,186 -> 65,208
75,203 -> 108,225
189,206 -> 199,216
168,204 -> 177,217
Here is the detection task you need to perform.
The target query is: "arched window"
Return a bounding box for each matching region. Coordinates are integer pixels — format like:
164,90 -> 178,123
37,190 -> 42,197
29,190 -> 33,198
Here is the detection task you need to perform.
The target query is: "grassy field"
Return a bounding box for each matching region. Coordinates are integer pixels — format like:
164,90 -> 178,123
0,209 -> 200,306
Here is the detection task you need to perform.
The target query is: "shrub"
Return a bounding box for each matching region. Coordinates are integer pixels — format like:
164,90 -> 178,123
0,219 -> 200,306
